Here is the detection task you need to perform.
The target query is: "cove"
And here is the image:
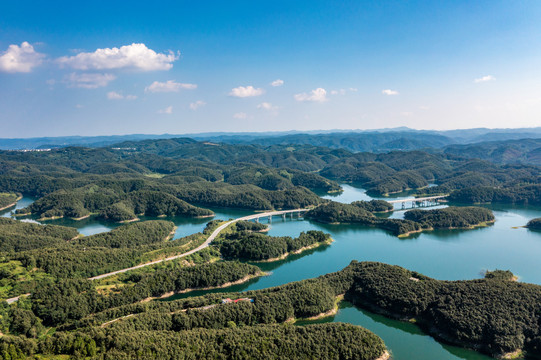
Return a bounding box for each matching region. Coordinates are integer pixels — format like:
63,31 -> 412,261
5,186 -> 541,359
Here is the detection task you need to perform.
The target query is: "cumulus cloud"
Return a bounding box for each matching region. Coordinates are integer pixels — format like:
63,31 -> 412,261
474,75 -> 495,83
270,79 -> 284,87
382,89 -> 399,95
233,112 -> 247,119
57,43 -> 179,71
190,100 -> 206,110
229,86 -> 264,98
107,91 -> 137,100
145,80 -> 196,93
294,88 -> 328,102
257,102 -> 278,111
65,73 -> 116,89
0,42 -> 45,73
158,106 -> 173,114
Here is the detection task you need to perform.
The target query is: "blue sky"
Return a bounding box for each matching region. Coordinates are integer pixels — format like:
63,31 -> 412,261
1,0 -> 541,137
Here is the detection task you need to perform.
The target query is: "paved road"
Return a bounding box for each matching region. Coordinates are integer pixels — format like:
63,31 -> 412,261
5,208 -> 309,304
88,208 -> 309,280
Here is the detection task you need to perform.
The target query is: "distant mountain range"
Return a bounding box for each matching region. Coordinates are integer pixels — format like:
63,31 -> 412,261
443,138 -> 541,166
1,127 -> 541,166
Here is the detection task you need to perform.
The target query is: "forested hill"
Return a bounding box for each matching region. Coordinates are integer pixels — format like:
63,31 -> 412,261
443,138 -> 541,166
109,138 -> 541,198
215,131 -> 454,152
0,138 -> 539,202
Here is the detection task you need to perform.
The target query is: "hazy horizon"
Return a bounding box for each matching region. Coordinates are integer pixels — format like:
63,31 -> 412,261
2,125 -> 541,141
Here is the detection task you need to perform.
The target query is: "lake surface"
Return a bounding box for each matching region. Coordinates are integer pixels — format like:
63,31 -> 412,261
4,186 -> 541,359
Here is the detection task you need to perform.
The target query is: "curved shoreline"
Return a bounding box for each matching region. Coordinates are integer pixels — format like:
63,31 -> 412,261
88,208 -> 310,280
145,271 -> 267,301
0,195 -> 22,212
252,237 -> 334,263
300,294 -> 344,321
398,220 -> 496,238
349,294 -> 521,359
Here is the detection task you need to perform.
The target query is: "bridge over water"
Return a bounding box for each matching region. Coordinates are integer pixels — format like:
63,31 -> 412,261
387,195 -> 448,209
88,208 -> 309,280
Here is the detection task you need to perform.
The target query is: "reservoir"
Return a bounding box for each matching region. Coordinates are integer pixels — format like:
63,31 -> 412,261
3,185 -> 540,359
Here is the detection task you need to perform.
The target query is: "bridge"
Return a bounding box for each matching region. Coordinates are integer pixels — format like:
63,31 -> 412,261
387,195 -> 448,210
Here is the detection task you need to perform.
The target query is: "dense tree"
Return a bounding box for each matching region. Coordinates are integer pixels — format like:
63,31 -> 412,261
527,218 -> 541,230
351,199 -> 393,212
0,218 -> 78,252
216,230 -> 331,261
305,201 -> 421,236
404,207 -> 495,229
0,323 -> 387,360
0,193 -> 18,209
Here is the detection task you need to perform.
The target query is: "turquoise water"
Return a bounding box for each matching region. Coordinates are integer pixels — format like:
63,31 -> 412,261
166,185 -> 541,359
2,202 -> 253,238
4,187 -> 541,359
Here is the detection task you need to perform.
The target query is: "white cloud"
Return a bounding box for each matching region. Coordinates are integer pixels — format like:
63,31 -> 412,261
474,75 -> 495,83
257,102 -> 278,111
401,111 -> 413,117
349,87 -> 358,92
107,91 -> 137,100
0,42 -> 45,73
419,105 -> 429,110
233,112 -> 247,119
57,43 -> 179,71
190,100 -> 206,110
229,86 -> 265,98
294,88 -> 328,102
270,79 -> 284,87
330,89 -> 346,95
158,106 -> 173,114
107,91 -> 124,100
382,89 -> 399,95
75,104 -> 84,109
145,80 -> 197,93
65,73 -> 116,89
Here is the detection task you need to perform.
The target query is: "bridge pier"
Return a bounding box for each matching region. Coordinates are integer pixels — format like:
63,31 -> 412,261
268,216 -> 272,223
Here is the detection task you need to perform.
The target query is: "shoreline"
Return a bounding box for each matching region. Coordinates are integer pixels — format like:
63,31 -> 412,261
253,237 -> 334,263
398,220 -> 496,238
142,272 -> 266,302
119,217 -> 140,223
165,226 -> 177,241
300,294 -> 344,321
0,195 -> 22,212
349,296 -> 519,359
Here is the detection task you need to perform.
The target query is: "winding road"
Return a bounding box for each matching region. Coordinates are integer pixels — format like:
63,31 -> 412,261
88,208 -> 309,280
5,208 -> 309,303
